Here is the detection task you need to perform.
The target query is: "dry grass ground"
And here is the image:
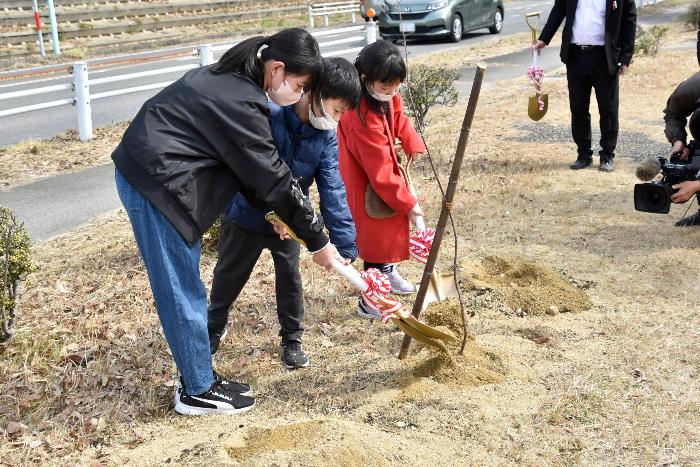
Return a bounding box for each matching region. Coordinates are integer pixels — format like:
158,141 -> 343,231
2,25 -> 700,467
0,124 -> 128,191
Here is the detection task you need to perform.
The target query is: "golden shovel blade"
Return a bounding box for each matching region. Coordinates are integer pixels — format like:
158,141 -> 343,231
395,318 -> 446,350
421,270 -> 460,312
528,93 -> 548,121
399,316 -> 456,343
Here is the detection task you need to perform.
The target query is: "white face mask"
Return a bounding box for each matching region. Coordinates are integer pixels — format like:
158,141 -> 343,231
268,70 -> 302,106
308,97 -> 338,131
367,83 -> 396,102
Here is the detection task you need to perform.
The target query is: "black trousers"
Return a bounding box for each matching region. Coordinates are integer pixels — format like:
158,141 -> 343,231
208,221 -> 304,343
566,46 -> 620,161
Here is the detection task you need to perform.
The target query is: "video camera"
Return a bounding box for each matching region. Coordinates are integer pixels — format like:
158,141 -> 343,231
634,144 -> 700,214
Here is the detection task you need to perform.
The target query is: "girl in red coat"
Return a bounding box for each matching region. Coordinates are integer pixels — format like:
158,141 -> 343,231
338,41 -> 426,319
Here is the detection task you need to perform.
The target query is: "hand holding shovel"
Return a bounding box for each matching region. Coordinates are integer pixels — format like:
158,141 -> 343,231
264,212 -> 455,349
526,12 -> 548,121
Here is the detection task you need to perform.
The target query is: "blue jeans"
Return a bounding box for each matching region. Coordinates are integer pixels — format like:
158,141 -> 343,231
115,169 -> 213,395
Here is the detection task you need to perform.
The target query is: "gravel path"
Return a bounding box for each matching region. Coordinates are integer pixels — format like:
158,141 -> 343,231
509,122 -> 669,161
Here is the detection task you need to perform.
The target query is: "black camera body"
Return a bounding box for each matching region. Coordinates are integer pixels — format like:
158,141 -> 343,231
634,151 -> 700,214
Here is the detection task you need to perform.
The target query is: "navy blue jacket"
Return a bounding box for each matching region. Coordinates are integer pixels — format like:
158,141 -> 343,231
224,102 -> 358,261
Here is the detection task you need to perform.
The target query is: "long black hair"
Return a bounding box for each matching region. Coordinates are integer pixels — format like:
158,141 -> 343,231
354,40 -> 407,123
210,28 -> 322,88
309,57 -> 362,110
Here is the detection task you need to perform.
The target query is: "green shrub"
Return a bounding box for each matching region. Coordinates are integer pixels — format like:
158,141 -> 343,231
0,205 -> 34,343
634,25 -> 667,57
403,64 -> 460,132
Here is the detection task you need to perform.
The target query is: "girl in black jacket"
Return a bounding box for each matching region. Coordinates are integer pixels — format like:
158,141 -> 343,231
112,28 -> 343,416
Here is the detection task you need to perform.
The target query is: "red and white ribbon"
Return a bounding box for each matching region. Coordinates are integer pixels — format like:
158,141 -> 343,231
527,64 -> 545,111
409,227 -> 435,264
359,268 -> 405,321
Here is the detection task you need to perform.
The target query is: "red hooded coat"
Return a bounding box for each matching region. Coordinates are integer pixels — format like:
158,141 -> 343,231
338,93 -> 426,264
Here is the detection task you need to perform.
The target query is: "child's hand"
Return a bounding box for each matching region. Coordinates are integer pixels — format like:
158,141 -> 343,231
273,222 -> 291,240
312,243 -> 345,271
409,203 -> 424,225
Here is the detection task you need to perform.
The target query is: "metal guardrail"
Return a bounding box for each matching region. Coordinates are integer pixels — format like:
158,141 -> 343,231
0,24 -> 375,140
307,0 -> 359,29
1,5 -> 308,45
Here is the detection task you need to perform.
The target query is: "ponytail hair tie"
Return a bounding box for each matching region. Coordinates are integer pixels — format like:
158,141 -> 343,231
256,43 -> 269,60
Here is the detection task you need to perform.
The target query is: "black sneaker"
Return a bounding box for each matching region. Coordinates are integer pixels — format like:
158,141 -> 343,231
175,371 -> 251,404
281,339 -> 309,370
214,370 -> 251,395
209,327 -> 228,355
599,159 -> 614,172
174,376 -> 255,416
675,210 -> 700,227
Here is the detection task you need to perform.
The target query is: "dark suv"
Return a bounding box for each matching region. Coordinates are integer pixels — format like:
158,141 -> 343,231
379,0 -> 504,42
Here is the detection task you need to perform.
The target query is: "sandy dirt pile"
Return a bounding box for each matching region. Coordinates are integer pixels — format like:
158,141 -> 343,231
2,18 -> 700,467
468,255 -> 593,315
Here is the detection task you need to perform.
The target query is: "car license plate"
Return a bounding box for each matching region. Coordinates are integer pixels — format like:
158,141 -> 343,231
399,22 -> 416,33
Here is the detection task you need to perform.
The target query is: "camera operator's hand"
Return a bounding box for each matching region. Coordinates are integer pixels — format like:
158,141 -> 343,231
671,180 -> 700,203
672,140 -> 691,161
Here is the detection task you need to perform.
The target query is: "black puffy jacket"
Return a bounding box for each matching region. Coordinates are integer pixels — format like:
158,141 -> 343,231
112,66 -> 328,251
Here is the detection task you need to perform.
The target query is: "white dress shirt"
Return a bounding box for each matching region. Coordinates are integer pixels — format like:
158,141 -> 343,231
571,0 -> 607,46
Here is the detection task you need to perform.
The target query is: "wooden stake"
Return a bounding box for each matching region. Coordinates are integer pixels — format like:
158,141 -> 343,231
398,64 -> 486,360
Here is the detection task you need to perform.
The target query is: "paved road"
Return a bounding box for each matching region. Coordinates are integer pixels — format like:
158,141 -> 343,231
0,0 -> 684,242
0,0 -> 555,145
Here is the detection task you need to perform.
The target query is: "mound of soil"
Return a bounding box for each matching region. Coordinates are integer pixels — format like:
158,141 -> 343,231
226,420 -> 391,465
423,299 -> 466,340
412,343 -> 506,387
470,256 -> 592,316
227,421 -> 327,462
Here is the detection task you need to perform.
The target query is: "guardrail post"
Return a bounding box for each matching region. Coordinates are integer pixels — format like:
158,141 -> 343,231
199,44 -> 214,66
351,11 -> 356,24
308,1 -> 315,28
324,13 -> 329,27
46,0 -> 60,55
366,19 -> 377,44
73,62 -> 92,141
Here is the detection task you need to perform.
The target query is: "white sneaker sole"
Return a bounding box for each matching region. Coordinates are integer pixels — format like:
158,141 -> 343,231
174,384 -> 252,403
174,400 -> 255,416
284,360 -> 310,370
391,285 -> 416,295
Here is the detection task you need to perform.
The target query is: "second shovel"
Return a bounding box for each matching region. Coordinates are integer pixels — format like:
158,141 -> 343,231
526,12 -> 548,121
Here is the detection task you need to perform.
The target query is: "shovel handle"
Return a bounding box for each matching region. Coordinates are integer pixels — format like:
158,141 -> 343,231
331,259 -> 369,292
525,12 -> 540,44
265,211 -> 370,293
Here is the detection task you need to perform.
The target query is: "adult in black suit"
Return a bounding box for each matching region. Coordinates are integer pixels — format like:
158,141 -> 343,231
534,0 -> 637,172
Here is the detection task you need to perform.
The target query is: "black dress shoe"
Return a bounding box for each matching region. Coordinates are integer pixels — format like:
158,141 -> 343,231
570,159 -> 592,170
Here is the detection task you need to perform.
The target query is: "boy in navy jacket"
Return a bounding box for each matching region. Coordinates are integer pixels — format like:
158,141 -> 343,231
208,57 -> 361,368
